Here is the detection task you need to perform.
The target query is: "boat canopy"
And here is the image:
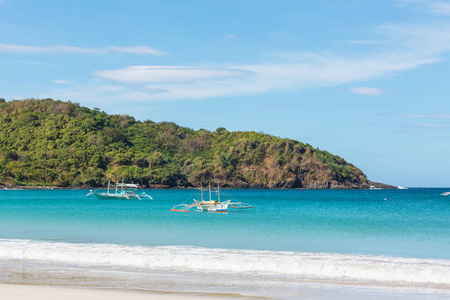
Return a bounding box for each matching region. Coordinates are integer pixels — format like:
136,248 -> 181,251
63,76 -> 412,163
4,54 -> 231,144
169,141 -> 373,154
116,183 -> 138,188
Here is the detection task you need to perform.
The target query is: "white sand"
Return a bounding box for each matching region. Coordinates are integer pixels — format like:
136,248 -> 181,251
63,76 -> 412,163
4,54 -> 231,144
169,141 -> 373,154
0,284 -> 253,300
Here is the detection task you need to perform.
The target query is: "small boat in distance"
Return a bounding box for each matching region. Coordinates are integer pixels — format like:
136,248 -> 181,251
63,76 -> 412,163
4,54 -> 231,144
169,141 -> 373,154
86,180 -> 153,200
171,184 -> 253,213
441,192 -> 450,196
397,186 -> 408,190
369,185 -> 382,190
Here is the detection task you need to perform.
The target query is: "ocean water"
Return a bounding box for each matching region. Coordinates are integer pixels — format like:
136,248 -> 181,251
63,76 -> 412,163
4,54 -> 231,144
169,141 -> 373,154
0,188 -> 449,299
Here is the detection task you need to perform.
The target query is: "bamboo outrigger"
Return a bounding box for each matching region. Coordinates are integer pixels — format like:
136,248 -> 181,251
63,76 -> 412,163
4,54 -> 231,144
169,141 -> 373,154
171,184 -> 253,212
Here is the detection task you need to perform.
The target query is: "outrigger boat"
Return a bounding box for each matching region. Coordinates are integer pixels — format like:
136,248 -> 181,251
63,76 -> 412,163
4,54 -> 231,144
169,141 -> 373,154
171,185 -> 253,212
86,180 -> 153,200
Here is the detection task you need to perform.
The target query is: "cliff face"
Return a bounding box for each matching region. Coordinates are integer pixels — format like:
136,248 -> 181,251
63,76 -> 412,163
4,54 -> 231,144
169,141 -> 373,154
0,99 -> 371,189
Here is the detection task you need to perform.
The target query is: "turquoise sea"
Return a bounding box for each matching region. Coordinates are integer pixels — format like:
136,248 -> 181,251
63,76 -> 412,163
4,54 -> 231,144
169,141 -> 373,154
0,188 -> 449,299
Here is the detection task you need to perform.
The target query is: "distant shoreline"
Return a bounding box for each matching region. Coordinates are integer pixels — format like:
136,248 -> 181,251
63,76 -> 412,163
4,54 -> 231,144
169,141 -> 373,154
0,183 -> 397,190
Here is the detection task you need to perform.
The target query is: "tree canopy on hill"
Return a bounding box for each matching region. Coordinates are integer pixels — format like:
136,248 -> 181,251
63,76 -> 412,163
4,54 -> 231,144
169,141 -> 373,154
0,99 -> 369,188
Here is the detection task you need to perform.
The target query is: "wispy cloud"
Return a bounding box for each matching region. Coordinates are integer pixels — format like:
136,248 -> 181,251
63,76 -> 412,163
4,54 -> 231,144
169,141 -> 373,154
45,1 -> 450,104
14,59 -> 54,66
349,87 -> 384,95
376,23 -> 450,57
346,39 -> 396,46
408,122 -> 450,129
51,79 -> 72,84
398,0 -> 450,15
47,49 -> 436,104
270,31 -> 293,38
249,103 -> 300,110
94,66 -> 253,84
426,1 -> 450,15
106,46 -> 167,56
0,44 -> 167,56
88,51 -> 433,102
397,113 -> 450,131
399,113 -> 450,119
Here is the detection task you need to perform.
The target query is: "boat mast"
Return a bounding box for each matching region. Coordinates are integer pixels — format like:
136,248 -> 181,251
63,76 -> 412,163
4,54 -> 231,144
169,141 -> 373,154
209,184 -> 212,201
218,183 -> 220,202
200,184 -> 203,202
107,180 -> 110,195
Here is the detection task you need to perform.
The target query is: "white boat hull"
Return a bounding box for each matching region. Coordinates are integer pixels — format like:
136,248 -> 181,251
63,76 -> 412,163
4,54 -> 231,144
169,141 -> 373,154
92,191 -> 136,200
88,190 -> 152,200
197,201 -> 230,212
86,181 -> 153,200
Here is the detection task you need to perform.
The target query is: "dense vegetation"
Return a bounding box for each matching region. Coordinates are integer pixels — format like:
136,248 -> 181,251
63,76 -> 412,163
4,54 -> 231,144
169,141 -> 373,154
0,98 -> 370,188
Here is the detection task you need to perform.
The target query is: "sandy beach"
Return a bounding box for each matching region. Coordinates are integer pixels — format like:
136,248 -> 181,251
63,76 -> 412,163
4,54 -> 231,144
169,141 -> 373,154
0,284 -> 255,300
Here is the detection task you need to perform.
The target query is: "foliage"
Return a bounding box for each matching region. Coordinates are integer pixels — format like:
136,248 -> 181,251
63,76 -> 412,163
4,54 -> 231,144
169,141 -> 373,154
0,99 -> 368,188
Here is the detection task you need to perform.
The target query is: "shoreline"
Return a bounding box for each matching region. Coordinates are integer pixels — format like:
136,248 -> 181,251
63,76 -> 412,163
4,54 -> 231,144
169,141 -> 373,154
0,284 -> 260,300
0,182 -> 397,190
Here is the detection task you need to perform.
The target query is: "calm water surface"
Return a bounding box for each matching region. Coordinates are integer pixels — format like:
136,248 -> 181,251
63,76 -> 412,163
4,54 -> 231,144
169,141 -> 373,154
0,188 -> 448,258
0,188 -> 449,299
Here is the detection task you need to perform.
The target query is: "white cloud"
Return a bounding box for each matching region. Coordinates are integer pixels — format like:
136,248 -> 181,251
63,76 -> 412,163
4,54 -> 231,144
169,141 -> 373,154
87,51 -> 432,102
346,39 -> 395,45
271,31 -> 293,38
249,103 -> 300,110
51,79 -> 72,84
398,113 -> 450,131
427,2 -> 450,15
106,46 -> 167,56
43,2 -> 450,104
377,23 -> 450,57
47,46 -> 436,104
400,113 -> 450,119
398,0 -> 450,15
0,44 -> 167,56
408,123 -> 450,128
94,66 -> 254,84
349,87 -> 384,95
14,59 -> 53,66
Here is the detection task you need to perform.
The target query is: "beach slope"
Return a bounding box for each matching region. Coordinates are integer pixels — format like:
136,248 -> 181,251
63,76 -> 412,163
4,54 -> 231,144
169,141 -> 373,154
0,284 -> 250,300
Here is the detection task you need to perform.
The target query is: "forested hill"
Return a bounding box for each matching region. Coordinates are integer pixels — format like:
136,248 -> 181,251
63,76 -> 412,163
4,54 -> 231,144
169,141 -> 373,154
0,98 -> 371,189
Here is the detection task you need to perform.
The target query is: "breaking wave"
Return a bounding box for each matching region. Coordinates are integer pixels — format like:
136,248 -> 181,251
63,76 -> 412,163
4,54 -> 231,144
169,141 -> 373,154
1,239 -> 449,288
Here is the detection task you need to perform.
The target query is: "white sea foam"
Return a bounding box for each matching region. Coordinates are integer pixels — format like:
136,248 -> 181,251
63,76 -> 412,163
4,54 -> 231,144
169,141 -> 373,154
0,239 -> 449,289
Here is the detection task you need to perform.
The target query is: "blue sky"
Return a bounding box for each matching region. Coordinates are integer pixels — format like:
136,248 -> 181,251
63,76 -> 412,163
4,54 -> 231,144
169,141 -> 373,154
1,0 -> 450,187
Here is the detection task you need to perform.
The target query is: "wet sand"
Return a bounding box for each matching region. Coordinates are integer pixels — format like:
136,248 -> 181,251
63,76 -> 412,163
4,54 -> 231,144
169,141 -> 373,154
0,284 -> 257,300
